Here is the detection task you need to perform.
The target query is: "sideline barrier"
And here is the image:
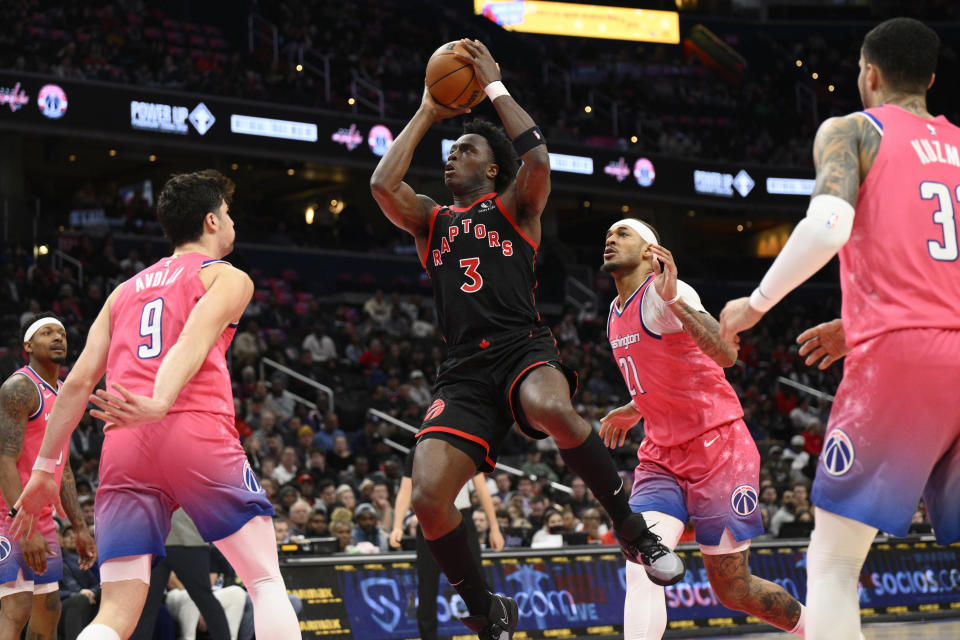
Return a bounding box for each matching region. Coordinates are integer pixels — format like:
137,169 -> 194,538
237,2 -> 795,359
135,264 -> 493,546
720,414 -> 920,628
280,536 -> 960,638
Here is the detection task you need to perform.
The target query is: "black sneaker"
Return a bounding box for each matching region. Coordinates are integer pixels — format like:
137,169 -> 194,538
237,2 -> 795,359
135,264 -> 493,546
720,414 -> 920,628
461,592 -> 519,640
615,513 -> 686,586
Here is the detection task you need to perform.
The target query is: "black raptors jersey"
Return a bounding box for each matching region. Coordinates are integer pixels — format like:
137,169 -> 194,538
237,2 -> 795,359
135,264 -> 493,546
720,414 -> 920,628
421,192 -> 540,348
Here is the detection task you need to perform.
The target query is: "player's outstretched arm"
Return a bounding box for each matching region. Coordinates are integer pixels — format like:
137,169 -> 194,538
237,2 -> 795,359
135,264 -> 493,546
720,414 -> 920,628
370,90 -> 460,240
473,473 -> 504,551
456,40 -> 550,218
389,476 -> 412,549
719,115 -> 875,344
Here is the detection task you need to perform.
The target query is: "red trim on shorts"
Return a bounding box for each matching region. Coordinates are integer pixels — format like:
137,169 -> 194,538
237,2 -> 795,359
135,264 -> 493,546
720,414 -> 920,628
420,206 -> 441,269
507,360 -> 551,426
494,195 -> 538,250
416,425 -> 496,469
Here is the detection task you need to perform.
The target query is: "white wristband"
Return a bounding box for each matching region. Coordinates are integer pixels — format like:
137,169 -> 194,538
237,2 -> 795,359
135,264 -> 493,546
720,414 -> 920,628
664,292 -> 681,306
33,456 -> 57,474
484,80 -> 509,101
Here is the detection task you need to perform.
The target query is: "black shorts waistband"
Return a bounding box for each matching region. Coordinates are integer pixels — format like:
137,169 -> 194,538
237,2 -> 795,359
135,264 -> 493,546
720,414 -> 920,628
447,326 -> 549,360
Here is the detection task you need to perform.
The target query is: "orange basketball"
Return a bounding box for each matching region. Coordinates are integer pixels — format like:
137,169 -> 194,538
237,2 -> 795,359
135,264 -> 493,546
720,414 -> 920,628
425,41 -> 487,110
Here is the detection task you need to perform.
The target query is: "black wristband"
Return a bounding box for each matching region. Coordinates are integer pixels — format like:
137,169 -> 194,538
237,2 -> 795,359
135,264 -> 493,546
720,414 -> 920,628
7,508 -> 16,518
512,126 -> 546,156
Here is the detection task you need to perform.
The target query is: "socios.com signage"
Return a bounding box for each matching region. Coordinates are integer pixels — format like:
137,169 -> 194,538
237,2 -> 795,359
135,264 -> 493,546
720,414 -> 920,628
280,538 -> 960,639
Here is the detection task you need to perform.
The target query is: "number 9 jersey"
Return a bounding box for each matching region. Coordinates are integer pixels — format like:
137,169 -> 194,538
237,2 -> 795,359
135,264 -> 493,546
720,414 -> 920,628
106,253 -> 238,418
423,192 -> 539,349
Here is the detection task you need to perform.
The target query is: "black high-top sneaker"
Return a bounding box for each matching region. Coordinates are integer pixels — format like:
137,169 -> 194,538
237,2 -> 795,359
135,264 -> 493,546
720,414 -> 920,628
615,513 -> 686,586
460,592 -> 519,640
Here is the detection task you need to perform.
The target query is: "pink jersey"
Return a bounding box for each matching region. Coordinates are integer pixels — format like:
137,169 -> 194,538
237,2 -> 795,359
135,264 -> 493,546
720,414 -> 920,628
607,275 -> 742,447
107,253 -> 237,417
0,366 -> 70,520
841,105 -> 960,347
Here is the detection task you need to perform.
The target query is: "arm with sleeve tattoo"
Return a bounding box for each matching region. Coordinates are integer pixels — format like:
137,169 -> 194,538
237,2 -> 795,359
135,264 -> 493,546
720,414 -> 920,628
669,303 -> 738,368
58,462 -> 84,527
0,375 -> 39,509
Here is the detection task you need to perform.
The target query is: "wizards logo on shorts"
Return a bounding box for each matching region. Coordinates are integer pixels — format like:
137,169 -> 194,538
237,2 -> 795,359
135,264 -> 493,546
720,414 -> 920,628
424,399 -> 445,422
242,461 -> 263,494
822,429 -> 855,476
731,485 -> 758,516
0,536 -> 11,562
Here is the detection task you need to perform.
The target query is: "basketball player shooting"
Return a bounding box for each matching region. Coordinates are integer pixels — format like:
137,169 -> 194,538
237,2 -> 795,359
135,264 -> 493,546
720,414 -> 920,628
10,171 -> 300,640
600,220 -> 806,638
371,39 -> 684,639
718,18 -> 960,640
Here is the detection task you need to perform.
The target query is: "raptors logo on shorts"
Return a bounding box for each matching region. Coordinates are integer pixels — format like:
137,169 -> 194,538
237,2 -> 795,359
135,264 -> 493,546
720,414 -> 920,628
822,429 -> 855,476
425,399 -> 446,422
730,484 -> 759,516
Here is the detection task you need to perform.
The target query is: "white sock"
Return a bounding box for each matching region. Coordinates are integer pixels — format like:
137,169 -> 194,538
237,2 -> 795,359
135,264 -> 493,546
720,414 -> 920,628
623,511 -> 685,639
214,516 -> 301,640
806,508 -> 876,640
789,604 -> 806,637
77,624 -> 122,640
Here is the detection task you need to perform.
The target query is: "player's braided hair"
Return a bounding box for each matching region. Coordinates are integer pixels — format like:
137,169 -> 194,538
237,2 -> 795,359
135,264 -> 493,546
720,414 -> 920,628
156,169 -> 235,247
463,119 -> 520,194
862,18 -> 939,94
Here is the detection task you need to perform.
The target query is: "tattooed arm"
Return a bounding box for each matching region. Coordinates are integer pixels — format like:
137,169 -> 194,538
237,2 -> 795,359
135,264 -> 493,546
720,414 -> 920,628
59,461 -> 98,569
669,302 -> 738,368
810,112 -> 881,205
0,374 -> 39,509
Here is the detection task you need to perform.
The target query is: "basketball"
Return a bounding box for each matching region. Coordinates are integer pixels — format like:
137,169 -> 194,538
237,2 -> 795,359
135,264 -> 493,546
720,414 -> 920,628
426,41 -> 487,110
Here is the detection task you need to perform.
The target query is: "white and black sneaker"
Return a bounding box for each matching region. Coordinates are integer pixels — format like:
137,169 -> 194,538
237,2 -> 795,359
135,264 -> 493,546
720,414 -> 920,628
461,592 -> 519,640
615,513 -> 686,586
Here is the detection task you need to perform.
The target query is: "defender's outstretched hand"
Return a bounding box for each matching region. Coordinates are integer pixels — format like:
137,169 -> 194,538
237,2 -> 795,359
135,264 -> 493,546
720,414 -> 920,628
797,318 -> 849,369
719,298 -> 764,348
600,403 -> 642,449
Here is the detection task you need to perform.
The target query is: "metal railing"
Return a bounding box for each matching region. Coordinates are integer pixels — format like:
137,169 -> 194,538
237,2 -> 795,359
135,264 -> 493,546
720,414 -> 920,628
248,13 -> 279,63
259,357 -> 334,414
53,249 -> 83,285
297,46 -> 332,104
349,71 -> 385,118
367,408 -> 572,495
777,376 -> 835,403
564,270 -> 597,312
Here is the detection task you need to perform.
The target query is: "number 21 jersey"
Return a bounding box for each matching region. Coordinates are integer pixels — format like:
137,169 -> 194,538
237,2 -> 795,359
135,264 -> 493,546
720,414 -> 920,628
107,253 -> 237,417
423,192 -> 539,348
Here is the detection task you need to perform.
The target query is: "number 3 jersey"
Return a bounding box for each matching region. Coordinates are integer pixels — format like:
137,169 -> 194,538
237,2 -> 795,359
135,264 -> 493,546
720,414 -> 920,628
843,106 -> 960,348
107,252 -> 237,417
423,192 -> 540,348
607,274 -> 742,447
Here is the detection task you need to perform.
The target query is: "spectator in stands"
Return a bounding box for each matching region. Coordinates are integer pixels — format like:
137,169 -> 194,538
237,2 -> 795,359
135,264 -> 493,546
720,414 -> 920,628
411,308 -> 436,340
759,486 -> 779,514
265,372 -> 297,419
332,521 -> 354,553
306,447 -> 333,483
79,496 -> 96,531
561,506 -> 580,533
273,446 -> 300,485
335,484 -> 357,513
274,518 -> 291,544
288,500 -> 312,537
520,449 -> 558,483
232,320 -> 265,367
788,435 -> 812,483
531,509 -> 565,548
318,480 -> 339,512
328,434 -> 355,475
302,323 -> 337,363
370,480 -> 393,528
562,477 -> 593,517
580,508 -> 608,544
492,472 -> 512,504
765,445 -> 791,487
770,489 -> 798,537
363,289 -> 391,326
59,525 -> 100,640
528,495 -> 550,530
313,412 -> 345,451
352,503 -> 389,552
70,413 -> 103,464
472,509 -> 492,549
789,398 -> 819,430
358,337 -> 386,370
306,511 -> 329,537
406,370 -> 431,408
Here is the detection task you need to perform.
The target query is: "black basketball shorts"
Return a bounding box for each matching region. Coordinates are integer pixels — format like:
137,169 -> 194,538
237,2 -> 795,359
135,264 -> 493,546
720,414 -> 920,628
416,326 -> 578,472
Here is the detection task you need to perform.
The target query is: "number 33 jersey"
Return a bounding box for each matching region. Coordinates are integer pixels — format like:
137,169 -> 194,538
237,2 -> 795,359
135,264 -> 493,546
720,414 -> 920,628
607,274 -> 742,447
107,252 -> 237,418
423,192 -> 540,349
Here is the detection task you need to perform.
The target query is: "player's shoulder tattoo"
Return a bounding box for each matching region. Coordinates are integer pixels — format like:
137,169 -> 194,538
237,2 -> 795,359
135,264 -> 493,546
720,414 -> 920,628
0,374 -> 38,457
811,115 -> 869,206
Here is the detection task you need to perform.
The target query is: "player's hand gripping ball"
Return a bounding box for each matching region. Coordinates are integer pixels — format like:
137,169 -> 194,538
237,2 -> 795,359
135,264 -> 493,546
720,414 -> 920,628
426,40 -> 488,110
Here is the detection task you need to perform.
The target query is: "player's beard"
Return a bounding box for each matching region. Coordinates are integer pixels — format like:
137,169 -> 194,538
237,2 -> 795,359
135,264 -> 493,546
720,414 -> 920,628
600,259 -> 621,273
49,352 -> 66,364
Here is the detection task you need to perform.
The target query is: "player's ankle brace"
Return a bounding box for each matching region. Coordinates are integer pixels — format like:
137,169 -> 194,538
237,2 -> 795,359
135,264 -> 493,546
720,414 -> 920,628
426,519 -> 492,616
559,430 -> 633,529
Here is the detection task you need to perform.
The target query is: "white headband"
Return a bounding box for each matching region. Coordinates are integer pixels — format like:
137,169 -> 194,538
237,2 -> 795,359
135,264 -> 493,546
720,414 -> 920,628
609,218 -> 657,246
23,318 -> 65,343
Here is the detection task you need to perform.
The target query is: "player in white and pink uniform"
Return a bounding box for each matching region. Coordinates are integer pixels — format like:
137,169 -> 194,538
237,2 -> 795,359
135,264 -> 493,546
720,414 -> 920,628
0,313 -> 95,640
601,219 -> 806,639
720,18 -> 960,640
11,171 -> 300,640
